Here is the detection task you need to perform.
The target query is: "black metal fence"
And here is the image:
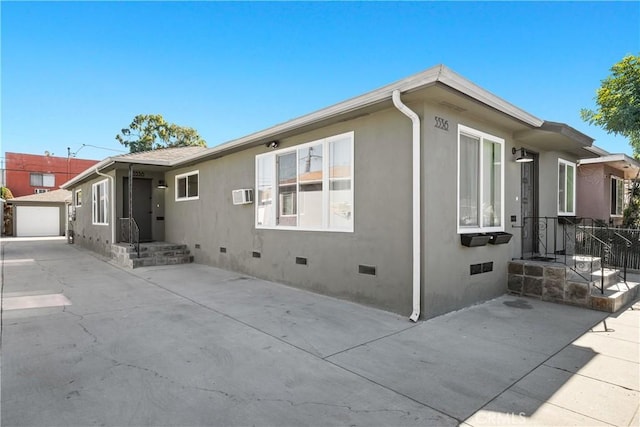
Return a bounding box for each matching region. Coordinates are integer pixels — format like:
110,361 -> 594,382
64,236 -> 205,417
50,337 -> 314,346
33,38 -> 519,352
520,216 -> 640,271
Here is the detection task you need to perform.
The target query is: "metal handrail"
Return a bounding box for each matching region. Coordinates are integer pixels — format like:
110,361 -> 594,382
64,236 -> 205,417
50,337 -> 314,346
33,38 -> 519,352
519,216 -> 633,295
118,217 -> 140,258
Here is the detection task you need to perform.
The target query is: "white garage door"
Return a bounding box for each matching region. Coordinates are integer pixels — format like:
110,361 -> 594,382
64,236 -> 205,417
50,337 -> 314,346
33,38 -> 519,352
16,206 -> 60,237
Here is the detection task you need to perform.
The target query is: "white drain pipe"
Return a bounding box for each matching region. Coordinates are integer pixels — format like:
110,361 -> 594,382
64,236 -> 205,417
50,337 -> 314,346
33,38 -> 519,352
95,168 -> 116,246
392,90 -> 421,322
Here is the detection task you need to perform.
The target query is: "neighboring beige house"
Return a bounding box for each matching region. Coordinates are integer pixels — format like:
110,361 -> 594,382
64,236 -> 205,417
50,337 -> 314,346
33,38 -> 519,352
8,188 -> 71,237
63,64 -> 604,320
577,153 -> 640,226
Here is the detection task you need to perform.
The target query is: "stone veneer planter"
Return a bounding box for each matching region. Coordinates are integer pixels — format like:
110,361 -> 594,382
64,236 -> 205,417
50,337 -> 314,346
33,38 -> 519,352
508,260 -> 591,308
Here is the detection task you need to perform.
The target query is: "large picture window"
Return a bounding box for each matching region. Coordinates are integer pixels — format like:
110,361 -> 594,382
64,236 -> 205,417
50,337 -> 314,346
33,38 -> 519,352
256,131 -> 354,232
92,179 -> 108,225
457,125 -> 504,233
611,176 -> 625,216
175,171 -> 199,201
558,159 -> 576,216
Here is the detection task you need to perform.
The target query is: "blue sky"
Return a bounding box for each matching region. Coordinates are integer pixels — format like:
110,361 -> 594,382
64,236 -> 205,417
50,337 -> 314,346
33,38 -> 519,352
2,1 -> 639,161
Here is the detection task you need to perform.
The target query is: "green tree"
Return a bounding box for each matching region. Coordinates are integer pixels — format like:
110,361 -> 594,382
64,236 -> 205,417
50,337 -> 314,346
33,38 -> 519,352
116,114 -> 207,153
581,54 -> 640,157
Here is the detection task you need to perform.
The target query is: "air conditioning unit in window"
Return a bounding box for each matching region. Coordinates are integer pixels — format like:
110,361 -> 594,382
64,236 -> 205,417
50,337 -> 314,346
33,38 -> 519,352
232,189 -> 254,205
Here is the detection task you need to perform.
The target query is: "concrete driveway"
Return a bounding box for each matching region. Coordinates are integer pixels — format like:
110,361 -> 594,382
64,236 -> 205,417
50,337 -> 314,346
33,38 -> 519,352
1,239 -> 638,426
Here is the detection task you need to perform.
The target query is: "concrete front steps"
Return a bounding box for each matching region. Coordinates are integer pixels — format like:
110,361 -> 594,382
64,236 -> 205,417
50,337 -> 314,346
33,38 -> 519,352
508,256 -> 638,313
111,242 -> 194,268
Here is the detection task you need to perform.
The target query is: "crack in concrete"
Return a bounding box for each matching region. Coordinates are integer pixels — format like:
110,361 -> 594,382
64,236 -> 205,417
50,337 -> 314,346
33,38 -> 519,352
63,307 -> 98,343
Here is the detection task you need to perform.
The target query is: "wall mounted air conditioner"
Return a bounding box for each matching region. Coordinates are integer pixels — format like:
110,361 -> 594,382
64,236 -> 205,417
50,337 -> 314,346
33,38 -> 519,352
232,189 -> 254,205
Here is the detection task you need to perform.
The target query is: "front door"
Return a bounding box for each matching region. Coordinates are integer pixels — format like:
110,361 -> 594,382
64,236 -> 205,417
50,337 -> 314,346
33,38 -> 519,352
123,178 -> 153,242
521,153 -> 539,257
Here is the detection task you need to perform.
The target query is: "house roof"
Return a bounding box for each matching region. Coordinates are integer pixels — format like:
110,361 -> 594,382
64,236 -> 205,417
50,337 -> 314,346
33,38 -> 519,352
63,64 -> 596,188
579,153 -> 640,179
62,146 -> 208,188
8,188 -> 72,204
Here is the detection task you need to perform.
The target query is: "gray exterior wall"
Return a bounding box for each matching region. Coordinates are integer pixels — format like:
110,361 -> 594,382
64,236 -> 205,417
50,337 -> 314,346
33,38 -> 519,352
165,108 -> 415,314
69,173 -> 114,257
421,102 -> 519,318
164,100 -> 542,318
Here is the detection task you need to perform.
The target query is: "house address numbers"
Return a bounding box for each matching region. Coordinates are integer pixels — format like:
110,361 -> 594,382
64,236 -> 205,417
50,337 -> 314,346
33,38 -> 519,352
434,116 -> 449,131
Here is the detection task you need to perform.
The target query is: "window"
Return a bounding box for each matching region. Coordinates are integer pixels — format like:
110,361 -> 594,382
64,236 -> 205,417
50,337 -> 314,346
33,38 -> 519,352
92,179 -> 108,225
558,159 -> 576,216
34,189 -> 49,194
457,125 -> 504,233
175,171 -> 199,201
256,131 -> 354,232
74,189 -> 82,207
611,176 -> 625,216
30,173 -> 55,187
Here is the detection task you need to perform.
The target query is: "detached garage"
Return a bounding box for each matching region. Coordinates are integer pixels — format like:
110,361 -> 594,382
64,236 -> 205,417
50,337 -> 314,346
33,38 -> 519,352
9,189 -> 71,237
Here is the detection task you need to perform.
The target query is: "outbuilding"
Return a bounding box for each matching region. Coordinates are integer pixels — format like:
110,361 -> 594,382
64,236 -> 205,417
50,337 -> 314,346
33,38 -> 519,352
8,189 -> 71,237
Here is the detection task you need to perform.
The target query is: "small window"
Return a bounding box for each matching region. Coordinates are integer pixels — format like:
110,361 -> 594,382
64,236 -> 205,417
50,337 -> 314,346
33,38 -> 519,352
75,189 -> 82,207
92,179 -> 109,225
611,176 -> 625,217
175,171 -> 199,201
558,159 -> 576,216
30,173 -> 55,188
457,125 -> 504,233
34,189 -> 49,194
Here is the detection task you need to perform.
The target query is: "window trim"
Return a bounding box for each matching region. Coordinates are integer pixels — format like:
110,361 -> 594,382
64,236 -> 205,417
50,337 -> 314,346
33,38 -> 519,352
610,175 -> 625,217
456,124 -> 505,234
557,158 -> 576,216
30,172 -> 55,188
255,131 -> 354,233
75,189 -> 82,207
175,170 -> 200,201
92,179 -> 109,226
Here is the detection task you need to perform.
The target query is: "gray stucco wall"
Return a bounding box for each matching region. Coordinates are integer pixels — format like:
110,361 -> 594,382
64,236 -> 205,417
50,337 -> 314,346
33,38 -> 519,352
421,102 -> 519,319
69,173 -> 114,257
165,108 -> 415,314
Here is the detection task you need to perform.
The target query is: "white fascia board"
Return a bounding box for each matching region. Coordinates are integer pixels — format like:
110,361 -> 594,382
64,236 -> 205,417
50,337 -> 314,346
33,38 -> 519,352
579,153 -> 639,167
60,159 -> 115,189
175,65 -> 545,167
437,66 -> 544,127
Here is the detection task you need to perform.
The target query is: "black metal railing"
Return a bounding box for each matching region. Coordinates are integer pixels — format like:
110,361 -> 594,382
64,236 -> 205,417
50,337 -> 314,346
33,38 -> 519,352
520,217 -> 637,294
118,217 -> 140,258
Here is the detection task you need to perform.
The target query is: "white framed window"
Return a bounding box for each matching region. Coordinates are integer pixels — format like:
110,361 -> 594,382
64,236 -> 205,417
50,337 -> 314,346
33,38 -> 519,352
34,189 -> 49,194
558,159 -> 576,216
457,125 -> 504,233
256,131 -> 354,232
30,173 -> 55,187
610,176 -> 625,217
92,179 -> 109,225
175,171 -> 199,201
74,189 -> 82,207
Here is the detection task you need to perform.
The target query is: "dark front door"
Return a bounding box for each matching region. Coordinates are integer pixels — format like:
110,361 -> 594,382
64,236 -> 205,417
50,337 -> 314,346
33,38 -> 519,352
521,153 -> 539,256
123,178 -> 153,242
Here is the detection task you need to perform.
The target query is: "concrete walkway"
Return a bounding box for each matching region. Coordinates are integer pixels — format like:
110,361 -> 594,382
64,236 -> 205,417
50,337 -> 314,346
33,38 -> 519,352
1,238 -> 638,426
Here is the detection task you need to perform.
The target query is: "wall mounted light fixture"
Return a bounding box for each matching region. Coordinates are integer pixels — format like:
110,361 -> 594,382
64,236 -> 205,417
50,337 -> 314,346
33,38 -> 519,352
512,147 -> 534,163
157,180 -> 168,189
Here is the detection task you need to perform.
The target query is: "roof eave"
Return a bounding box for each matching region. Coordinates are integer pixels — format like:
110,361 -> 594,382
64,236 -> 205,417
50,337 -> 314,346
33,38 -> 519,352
174,65 -> 544,167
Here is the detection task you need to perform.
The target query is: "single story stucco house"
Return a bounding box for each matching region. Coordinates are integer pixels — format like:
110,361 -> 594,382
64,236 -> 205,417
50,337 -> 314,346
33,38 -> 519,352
63,64 -> 607,320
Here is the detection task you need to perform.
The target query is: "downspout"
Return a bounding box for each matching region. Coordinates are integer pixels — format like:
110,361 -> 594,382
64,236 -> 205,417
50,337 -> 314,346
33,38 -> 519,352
95,168 -> 116,246
392,90 -> 421,322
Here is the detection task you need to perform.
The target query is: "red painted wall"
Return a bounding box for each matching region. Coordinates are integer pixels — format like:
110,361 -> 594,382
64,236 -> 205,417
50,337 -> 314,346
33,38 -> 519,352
5,152 -> 99,197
